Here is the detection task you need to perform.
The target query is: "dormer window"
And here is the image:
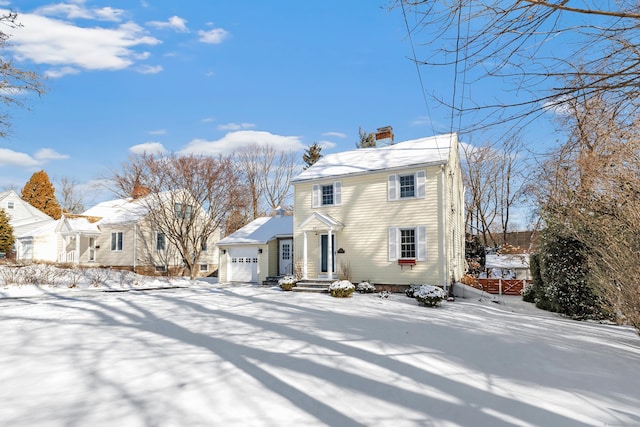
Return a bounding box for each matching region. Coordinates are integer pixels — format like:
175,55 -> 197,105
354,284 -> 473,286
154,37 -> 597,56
7,201 -> 14,209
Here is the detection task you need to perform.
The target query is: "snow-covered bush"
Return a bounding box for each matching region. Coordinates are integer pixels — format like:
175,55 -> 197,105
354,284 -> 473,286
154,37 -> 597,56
278,275 -> 297,291
405,284 -> 420,298
413,285 -> 447,307
329,280 -> 355,298
521,281 -> 535,302
356,281 -> 376,293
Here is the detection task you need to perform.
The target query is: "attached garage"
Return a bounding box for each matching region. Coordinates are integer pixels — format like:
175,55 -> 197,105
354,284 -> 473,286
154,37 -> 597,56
227,246 -> 259,283
217,212 -> 293,284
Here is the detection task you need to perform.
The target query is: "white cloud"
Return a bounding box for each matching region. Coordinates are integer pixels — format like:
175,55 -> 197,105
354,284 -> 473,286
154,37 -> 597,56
198,28 -> 229,44
179,130 -> 305,156
34,148 -> 70,161
201,117 -> 215,123
147,16 -> 188,32
0,148 -> 40,167
217,122 -> 256,131
5,10 -> 160,72
316,140 -> 337,150
45,66 -> 80,78
34,2 -> 125,22
129,142 -> 168,155
148,129 -> 166,135
322,131 -> 347,138
136,64 -> 163,74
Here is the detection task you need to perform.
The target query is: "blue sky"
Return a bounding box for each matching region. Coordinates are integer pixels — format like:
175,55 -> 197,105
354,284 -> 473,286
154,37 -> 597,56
0,0 -> 553,208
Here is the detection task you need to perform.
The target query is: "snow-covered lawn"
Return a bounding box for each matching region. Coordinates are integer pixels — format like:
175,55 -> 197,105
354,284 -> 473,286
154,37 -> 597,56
1,279 -> 638,426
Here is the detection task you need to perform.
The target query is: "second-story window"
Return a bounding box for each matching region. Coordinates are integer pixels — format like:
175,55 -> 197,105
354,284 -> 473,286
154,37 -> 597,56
312,182 -> 342,208
321,184 -> 334,206
174,202 -> 192,220
399,174 -> 415,198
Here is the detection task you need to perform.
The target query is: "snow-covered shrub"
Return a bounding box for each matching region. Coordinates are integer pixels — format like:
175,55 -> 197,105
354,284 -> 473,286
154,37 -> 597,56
405,284 -> 420,298
278,275 -> 297,291
378,291 -> 391,299
356,281 -> 376,293
414,285 -> 447,307
521,281 -> 535,302
329,280 -> 355,298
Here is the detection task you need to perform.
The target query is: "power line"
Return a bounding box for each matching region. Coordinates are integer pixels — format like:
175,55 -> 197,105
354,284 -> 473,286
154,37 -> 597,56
400,0 -> 436,137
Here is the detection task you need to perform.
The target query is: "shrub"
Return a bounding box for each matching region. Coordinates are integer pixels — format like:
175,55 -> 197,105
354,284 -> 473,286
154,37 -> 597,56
405,284 -> 420,298
329,280 -> 355,298
414,285 -> 447,307
356,281 -> 376,293
278,275 -> 297,291
521,281 -> 536,303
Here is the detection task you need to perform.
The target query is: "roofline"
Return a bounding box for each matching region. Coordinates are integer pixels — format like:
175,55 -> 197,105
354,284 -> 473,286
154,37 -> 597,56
217,233 -> 294,247
292,158 -> 449,184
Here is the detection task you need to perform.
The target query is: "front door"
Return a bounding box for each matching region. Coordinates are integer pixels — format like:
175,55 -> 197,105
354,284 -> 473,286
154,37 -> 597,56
88,237 -> 96,262
320,234 -> 336,274
279,239 -> 293,275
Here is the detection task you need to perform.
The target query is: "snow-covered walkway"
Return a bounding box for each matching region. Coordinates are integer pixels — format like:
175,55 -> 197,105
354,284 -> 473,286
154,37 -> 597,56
1,283 -> 638,427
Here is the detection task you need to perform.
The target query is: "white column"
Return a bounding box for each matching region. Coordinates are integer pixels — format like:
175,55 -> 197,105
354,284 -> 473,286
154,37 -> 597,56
327,228 -> 333,280
302,231 -> 308,279
75,232 -> 81,264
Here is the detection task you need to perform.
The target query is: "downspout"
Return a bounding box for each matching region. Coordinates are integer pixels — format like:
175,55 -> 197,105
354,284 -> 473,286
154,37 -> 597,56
441,165 -> 448,290
133,223 -> 137,273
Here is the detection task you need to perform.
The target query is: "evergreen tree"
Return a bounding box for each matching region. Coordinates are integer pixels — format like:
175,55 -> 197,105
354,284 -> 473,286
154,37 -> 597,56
21,170 -> 62,219
0,208 -> 15,254
302,142 -> 323,170
356,127 -> 376,148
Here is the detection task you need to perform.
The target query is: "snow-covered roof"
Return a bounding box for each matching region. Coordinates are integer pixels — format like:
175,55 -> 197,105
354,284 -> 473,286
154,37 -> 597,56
217,215 -> 293,246
293,133 -> 456,182
60,217 -> 101,235
485,253 -> 530,269
82,197 -> 149,225
12,218 -> 57,239
82,190 -> 197,226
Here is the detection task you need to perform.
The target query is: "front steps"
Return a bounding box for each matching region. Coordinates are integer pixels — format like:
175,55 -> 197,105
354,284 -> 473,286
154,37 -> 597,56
292,279 -> 334,293
263,277 -> 334,293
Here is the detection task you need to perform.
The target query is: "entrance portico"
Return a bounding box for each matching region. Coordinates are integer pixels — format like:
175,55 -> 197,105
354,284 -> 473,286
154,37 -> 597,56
298,212 -> 344,280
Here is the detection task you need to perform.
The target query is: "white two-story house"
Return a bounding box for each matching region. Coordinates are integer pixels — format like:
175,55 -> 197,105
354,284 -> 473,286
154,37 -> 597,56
292,132 -> 465,288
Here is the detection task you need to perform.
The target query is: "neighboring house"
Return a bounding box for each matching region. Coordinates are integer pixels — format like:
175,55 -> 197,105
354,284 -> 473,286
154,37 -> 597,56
78,190 -> 220,276
485,253 -> 531,280
217,209 -> 293,283
292,131 -> 465,288
0,190 -> 56,261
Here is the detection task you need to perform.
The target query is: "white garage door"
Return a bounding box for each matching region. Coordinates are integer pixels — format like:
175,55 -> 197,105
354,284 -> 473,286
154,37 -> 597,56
227,246 -> 259,283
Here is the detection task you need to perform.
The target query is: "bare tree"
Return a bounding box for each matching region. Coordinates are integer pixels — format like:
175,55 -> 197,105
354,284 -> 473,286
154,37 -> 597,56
397,1 -> 640,130
112,153 -> 239,280
57,177 -> 85,214
261,146 -> 297,211
0,12 -> 46,137
235,144 -> 298,218
535,94 -> 640,329
463,136 -> 529,247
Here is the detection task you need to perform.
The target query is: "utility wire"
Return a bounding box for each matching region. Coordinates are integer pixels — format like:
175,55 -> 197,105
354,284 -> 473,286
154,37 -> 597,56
400,0 -> 436,137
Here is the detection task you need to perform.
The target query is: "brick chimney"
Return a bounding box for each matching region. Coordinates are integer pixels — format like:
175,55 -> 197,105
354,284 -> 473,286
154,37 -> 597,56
374,126 -> 394,147
132,183 -> 150,199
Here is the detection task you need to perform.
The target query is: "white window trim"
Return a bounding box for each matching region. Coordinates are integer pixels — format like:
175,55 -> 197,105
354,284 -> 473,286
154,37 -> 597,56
312,181 -> 342,208
388,171 -> 426,201
156,232 -> 166,251
388,226 -> 427,262
111,232 -> 124,252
